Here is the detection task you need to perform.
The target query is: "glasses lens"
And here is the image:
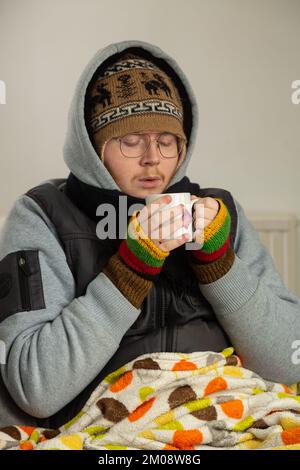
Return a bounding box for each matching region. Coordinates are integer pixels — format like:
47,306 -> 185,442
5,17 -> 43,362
158,133 -> 182,158
120,134 -> 147,158
120,133 -> 184,158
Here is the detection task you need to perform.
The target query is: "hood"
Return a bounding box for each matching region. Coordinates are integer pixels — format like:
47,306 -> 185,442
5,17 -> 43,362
63,40 -> 199,191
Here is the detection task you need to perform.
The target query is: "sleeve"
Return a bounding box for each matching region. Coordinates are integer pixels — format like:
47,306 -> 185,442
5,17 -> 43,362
197,197 -> 300,385
0,194 -> 141,418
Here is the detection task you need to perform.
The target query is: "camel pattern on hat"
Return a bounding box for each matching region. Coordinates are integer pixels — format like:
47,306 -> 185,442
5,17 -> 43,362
88,58 -> 184,133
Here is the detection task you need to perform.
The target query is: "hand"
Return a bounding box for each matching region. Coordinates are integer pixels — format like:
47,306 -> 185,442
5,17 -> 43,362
188,197 -> 234,283
134,195 -> 190,253
190,196 -> 219,242
119,195 -> 189,282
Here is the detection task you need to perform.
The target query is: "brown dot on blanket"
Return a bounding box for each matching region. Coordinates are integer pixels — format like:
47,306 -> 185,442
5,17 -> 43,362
168,385 -> 197,409
0,426 -> 21,441
192,405 -> 218,422
96,397 -> 129,423
251,418 -> 268,429
133,358 -> 161,370
225,356 -> 239,366
42,429 -> 61,439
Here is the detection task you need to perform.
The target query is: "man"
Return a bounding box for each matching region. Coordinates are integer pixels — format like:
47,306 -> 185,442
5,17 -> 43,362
0,40 -> 299,430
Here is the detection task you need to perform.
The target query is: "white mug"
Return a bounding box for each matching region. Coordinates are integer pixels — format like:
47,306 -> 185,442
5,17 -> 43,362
145,192 -> 204,249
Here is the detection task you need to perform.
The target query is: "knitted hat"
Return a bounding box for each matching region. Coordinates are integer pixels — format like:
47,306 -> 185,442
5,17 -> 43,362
85,53 -> 187,167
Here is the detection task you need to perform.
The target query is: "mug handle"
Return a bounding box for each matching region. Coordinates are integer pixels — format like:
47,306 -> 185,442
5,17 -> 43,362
186,197 -> 204,249
190,197 -> 202,211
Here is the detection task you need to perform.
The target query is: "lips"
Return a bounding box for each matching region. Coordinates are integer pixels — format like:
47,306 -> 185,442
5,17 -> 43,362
138,176 -> 162,188
138,176 -> 162,182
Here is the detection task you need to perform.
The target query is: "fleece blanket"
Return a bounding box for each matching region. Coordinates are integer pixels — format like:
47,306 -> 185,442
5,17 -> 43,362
0,348 -> 300,451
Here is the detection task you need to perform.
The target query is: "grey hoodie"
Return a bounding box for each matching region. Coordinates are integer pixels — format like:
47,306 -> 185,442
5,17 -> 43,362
0,40 -> 299,427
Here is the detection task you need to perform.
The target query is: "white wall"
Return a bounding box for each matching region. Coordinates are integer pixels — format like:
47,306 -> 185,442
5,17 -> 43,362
0,0 -> 299,293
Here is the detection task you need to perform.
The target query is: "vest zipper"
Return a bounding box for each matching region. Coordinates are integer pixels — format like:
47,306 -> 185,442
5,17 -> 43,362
18,251 -> 32,311
164,281 -> 174,352
157,283 -> 166,350
161,282 -> 174,352
166,327 -> 174,351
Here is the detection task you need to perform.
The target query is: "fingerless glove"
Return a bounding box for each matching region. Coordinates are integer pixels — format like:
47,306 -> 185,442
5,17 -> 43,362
190,198 -> 235,283
119,210 -> 170,281
103,211 -> 169,308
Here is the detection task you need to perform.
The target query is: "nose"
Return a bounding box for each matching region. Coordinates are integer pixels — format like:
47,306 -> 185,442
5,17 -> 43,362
139,139 -> 161,166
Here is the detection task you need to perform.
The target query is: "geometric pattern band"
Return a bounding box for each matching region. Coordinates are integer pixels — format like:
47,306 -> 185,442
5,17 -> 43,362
96,59 -> 159,80
90,100 -> 183,133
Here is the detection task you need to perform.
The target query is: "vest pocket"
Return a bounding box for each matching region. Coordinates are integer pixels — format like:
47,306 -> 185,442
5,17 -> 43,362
0,250 -> 45,322
18,251 -> 34,311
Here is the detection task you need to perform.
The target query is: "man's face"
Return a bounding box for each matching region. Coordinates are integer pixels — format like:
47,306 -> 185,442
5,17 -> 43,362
101,132 -> 180,198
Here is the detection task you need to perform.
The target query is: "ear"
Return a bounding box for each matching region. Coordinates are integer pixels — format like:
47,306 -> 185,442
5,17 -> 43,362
99,141 -> 108,163
96,139 -> 111,164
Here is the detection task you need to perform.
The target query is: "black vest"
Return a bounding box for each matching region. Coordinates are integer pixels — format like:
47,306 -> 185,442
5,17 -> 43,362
25,174 -> 238,428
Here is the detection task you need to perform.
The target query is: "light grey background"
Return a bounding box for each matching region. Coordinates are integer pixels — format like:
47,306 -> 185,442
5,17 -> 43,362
0,0 -> 299,293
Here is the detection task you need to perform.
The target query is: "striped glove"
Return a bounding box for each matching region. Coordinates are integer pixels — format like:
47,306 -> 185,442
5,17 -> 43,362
119,210 -> 170,281
190,198 -> 235,283
103,211 -> 169,308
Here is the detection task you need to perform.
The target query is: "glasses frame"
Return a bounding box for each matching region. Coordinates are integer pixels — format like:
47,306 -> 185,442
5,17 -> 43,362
116,132 -> 186,159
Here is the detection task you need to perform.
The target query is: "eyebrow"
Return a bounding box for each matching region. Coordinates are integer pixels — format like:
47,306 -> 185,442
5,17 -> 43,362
129,132 -> 170,136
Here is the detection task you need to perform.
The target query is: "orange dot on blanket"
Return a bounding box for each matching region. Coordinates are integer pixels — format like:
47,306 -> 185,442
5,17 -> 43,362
172,360 -> 197,371
20,441 -> 34,450
128,397 -> 156,422
220,400 -> 244,419
19,426 -> 36,436
204,377 -> 228,396
282,426 -> 300,445
282,384 -> 293,394
109,371 -> 133,392
163,444 -> 180,450
173,430 -> 203,449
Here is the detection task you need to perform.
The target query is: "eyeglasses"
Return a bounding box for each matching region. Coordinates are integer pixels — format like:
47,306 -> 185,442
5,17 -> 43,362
116,133 -> 186,159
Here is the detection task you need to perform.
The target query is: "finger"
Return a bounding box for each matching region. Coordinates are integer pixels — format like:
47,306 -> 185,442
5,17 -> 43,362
202,197 -> 219,211
193,206 -> 216,222
192,198 -> 218,216
153,209 -> 191,245
145,204 -> 185,238
194,217 -> 213,230
193,228 -> 205,245
137,195 -> 172,224
191,195 -> 206,201
158,233 -> 189,252
136,195 -> 172,238
183,207 -> 192,227
158,211 -> 187,240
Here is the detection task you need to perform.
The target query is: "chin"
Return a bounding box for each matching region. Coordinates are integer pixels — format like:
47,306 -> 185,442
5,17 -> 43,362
138,187 -> 167,199
124,184 -> 163,199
